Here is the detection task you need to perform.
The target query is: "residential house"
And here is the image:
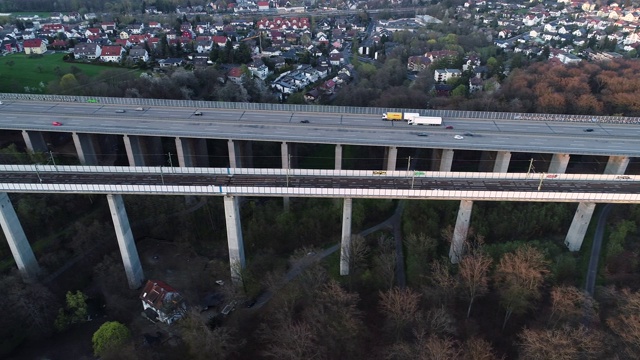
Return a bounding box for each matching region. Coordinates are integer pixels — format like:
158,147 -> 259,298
227,67 -> 245,84
329,51 -> 344,66
140,280 -> 187,325
159,58 -> 184,67
100,45 -> 124,62
248,60 -> 269,80
73,42 -> 101,59
258,1 -> 270,10
129,48 -> 149,62
434,68 -> 462,83
23,38 -> 47,54
304,88 -> 320,102
407,56 -> 430,72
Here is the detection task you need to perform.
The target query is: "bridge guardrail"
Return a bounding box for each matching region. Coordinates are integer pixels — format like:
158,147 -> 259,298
2,92 -> 639,124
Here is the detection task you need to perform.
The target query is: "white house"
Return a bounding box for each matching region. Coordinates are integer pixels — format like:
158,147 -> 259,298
140,280 -> 187,325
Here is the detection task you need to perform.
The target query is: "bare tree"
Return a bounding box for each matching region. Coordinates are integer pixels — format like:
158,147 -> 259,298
379,287 -> 422,339
179,309 -> 245,360
260,321 -> 318,360
494,245 -> 549,329
462,337 -> 502,360
519,325 -> 604,360
549,286 -> 598,326
458,249 -> 492,318
605,288 -> 640,357
427,259 -> 458,306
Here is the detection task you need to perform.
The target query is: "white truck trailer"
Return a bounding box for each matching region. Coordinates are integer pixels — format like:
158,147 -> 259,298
407,116 -> 442,126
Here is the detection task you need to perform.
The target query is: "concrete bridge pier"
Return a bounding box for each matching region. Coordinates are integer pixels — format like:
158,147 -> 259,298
22,130 -> 48,153
0,192 -> 40,282
493,151 -> 512,173
228,139 -> 240,168
340,198 -> 353,276
223,196 -> 245,284
384,146 -> 398,171
604,156 -> 630,175
432,149 -> 455,172
565,202 -> 596,251
549,153 -> 570,173
450,200 -> 473,263
175,137 -> 208,167
72,132 -> 99,165
107,194 -> 144,289
335,144 -> 342,170
123,135 -> 164,166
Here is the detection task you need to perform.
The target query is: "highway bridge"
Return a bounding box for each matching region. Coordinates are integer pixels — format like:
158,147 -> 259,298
0,93 -> 638,289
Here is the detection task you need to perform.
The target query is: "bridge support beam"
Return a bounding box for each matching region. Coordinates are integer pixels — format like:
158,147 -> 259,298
223,196 -> 245,284
440,149 -> 454,172
479,151 -> 495,172
565,202 -> 596,251
175,137 -> 208,167
22,130 -> 48,153
335,144 -> 342,170
549,153 -> 570,174
494,151 -> 512,173
72,132 -> 99,165
384,146 -> 398,171
604,156 -> 629,175
340,198 -> 353,276
0,192 -> 40,282
450,200 -> 473,263
123,135 -> 143,166
107,194 -> 144,289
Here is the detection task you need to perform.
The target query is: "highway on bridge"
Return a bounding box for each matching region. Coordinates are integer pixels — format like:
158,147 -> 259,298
0,170 -> 638,194
1,100 -> 640,156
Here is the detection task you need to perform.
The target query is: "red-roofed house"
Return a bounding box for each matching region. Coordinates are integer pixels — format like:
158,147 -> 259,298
23,39 -> 47,54
213,35 -> 228,47
258,1 -> 270,10
140,280 -> 187,325
100,45 -> 124,62
227,67 -> 245,84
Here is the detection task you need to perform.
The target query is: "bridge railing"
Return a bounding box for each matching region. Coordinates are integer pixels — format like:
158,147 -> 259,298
2,92 -> 639,124
3,164 -> 637,183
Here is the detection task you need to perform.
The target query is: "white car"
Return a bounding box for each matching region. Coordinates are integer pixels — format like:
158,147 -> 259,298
454,135 -> 464,140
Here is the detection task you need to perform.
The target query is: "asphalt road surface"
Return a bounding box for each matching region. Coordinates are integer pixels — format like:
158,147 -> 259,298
1,100 -> 640,156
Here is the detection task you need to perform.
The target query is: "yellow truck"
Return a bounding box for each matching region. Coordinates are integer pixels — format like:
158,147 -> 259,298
381,112 -> 420,121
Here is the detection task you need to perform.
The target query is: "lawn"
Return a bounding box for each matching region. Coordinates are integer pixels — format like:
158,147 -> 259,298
0,53 -> 121,93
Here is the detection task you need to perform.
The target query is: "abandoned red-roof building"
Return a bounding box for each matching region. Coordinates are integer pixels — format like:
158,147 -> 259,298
140,280 -> 187,325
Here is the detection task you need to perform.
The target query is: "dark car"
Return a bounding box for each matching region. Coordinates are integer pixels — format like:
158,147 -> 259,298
194,111 -> 203,116
300,120 -> 310,123
584,128 -> 594,132
463,132 -> 474,137
445,125 -> 454,129
417,132 -> 429,137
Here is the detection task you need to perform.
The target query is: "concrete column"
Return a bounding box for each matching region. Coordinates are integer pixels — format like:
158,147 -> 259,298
223,196 -> 245,283
281,142 -> 289,169
0,192 -> 40,282
565,202 -> 596,251
340,198 -> 353,276
175,137 -> 208,167
440,149 -> 454,172
385,146 -> 398,171
123,135 -> 146,167
22,130 -> 48,153
107,194 -> 144,289
228,140 -> 239,168
493,151 -> 512,173
604,156 -> 629,175
72,132 -> 99,165
450,200 -> 473,263
549,153 -> 570,174
479,151 -> 495,172
335,144 -> 342,170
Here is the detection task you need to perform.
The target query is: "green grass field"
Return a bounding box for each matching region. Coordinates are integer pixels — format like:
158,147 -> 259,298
0,53 -> 123,93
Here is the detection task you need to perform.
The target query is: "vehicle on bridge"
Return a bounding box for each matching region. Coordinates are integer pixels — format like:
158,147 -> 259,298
408,116 -> 442,126
381,112 -> 420,121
